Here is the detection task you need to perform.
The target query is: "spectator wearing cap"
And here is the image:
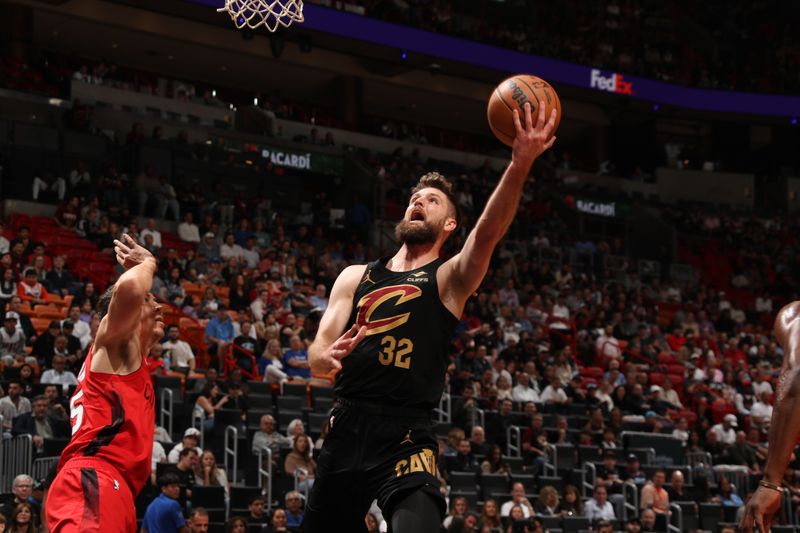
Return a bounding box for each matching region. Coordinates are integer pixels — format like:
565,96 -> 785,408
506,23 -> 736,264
40,354 -> 78,391
711,414 -> 737,445
640,469 -> 669,514
167,427 -> 204,463
596,450 -> 623,493
584,485 -> 616,520
17,267 -> 48,305
648,385 -> 673,415
0,312 -> 26,364
205,306 -> 234,371
197,232 -> 220,260
622,454 -> 647,484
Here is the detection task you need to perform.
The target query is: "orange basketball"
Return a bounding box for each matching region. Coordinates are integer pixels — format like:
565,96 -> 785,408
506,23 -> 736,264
487,74 -> 561,146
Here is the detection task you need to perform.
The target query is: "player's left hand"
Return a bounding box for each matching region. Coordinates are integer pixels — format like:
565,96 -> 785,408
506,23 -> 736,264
114,233 -> 155,270
511,100 -> 557,169
739,485 -> 782,533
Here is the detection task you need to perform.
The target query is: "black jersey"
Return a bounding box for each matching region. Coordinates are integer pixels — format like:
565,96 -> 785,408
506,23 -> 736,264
334,257 -> 459,411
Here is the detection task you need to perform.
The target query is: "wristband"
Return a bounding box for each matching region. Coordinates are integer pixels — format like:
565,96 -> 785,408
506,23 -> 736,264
758,480 -> 783,492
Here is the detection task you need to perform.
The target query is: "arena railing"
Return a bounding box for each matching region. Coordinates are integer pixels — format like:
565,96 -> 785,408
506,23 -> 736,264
257,445 -> 273,511
160,388 -> 174,440
622,480 -> 639,521
224,425 -> 239,486
1,434 -> 32,492
667,502 -> 682,533
32,456 -> 60,484
581,461 -> 596,498
506,426 -> 521,458
192,411 -> 206,450
434,393 -> 451,424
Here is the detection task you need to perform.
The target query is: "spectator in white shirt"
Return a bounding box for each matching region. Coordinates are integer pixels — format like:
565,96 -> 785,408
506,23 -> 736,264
0,222 -> 9,254
540,379 -> 568,404
63,305 -> 90,343
168,428 -> 203,463
241,236 -> 260,269
711,414 -> 738,445
500,483 -> 534,518
749,391 -> 773,425
161,325 -> 197,372
140,218 -> 162,249
751,371 -> 774,398
0,312 -> 26,364
0,381 -> 32,433
584,486 -> 616,520
596,325 -> 621,360
497,280 -> 520,308
512,372 -> 539,404
220,232 -> 244,261
40,354 -> 79,392
250,289 -> 271,322
178,212 -> 200,243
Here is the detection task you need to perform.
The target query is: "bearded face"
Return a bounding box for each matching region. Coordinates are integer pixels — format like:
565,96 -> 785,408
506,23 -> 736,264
394,217 -> 442,245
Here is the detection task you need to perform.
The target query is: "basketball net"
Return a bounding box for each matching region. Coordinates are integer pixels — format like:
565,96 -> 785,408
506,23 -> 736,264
218,0 -> 304,32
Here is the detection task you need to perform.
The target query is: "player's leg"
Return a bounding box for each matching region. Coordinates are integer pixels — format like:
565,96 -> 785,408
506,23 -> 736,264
388,489 -> 441,533
303,407 -> 373,533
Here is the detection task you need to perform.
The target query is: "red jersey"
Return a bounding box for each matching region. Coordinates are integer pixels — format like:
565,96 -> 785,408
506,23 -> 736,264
57,345 -> 155,496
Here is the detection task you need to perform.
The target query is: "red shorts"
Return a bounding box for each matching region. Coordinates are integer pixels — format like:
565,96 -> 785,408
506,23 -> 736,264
46,458 -> 136,533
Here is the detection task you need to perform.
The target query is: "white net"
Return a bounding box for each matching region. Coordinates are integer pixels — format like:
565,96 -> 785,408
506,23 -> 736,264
218,0 -> 305,32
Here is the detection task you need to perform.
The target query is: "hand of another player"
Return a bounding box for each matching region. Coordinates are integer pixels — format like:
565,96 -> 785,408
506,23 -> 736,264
114,233 -> 155,270
318,324 -> 367,373
739,485 -> 782,533
511,101 -> 557,169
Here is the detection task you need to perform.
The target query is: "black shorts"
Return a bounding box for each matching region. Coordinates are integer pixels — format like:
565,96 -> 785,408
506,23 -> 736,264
303,398 -> 446,533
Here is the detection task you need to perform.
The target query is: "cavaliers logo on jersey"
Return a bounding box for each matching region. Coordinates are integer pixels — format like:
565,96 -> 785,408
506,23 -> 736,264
356,284 -> 422,336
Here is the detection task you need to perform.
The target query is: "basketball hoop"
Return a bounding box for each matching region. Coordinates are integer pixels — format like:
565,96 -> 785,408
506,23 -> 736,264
218,0 -> 304,32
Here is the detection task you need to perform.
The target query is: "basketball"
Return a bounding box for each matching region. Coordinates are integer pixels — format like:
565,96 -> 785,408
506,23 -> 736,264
487,74 -> 562,146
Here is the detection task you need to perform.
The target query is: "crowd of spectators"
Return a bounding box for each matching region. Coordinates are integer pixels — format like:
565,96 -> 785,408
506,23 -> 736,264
311,0 -> 800,95
0,135 -> 796,532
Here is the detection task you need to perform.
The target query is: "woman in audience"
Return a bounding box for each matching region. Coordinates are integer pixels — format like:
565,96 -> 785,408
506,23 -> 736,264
712,476 -> 744,507
269,508 -> 288,532
442,496 -> 468,529
8,502 -> 36,533
228,273 -> 250,312
224,516 -> 246,533
260,339 -> 289,384
480,444 -> 510,475
557,485 -> 584,517
535,485 -> 560,515
194,381 -> 229,432
478,499 -> 501,531
284,433 -> 316,492
505,505 -> 527,533
194,450 -> 229,499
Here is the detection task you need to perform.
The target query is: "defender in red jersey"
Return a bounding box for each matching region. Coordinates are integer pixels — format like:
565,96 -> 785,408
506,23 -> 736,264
46,234 -> 164,533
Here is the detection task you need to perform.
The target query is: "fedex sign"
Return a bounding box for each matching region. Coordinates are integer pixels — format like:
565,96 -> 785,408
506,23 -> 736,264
590,69 -> 634,95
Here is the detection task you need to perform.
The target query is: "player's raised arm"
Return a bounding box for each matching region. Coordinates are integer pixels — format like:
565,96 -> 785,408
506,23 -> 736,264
441,101 -> 556,307
308,264 -> 367,375
98,234 -> 157,344
741,301 -> 800,533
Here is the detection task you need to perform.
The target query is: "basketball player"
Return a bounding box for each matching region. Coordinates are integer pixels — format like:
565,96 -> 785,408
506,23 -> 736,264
740,301 -> 800,533
46,234 -> 163,532
304,101 -> 556,533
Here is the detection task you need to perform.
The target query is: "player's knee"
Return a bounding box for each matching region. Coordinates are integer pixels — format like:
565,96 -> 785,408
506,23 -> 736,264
390,489 -> 441,533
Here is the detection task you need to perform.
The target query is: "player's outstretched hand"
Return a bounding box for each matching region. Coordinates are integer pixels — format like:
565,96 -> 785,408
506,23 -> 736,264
113,233 -> 155,270
318,324 -> 366,374
511,100 -> 557,169
739,485 -> 782,533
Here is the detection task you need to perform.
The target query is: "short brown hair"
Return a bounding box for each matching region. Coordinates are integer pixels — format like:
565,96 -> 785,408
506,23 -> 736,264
410,172 -> 459,224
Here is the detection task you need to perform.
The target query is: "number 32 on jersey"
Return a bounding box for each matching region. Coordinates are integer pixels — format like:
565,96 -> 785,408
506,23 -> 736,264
378,335 -> 414,369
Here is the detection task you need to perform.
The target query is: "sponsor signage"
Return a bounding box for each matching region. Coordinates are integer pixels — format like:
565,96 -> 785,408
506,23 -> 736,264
222,139 -> 343,175
194,1 -> 800,117
576,199 -> 617,217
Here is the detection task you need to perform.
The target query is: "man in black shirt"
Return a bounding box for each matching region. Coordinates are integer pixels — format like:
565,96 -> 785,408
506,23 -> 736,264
232,319 -> 259,374
45,255 -> 74,297
167,447 -> 197,511
246,495 -> 270,528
